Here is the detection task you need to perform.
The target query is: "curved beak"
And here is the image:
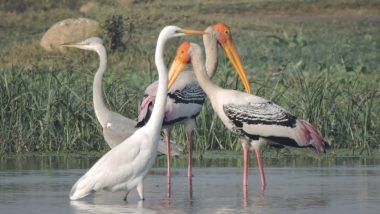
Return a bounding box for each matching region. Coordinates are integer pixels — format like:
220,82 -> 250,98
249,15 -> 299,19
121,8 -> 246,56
179,29 -> 207,36
220,38 -> 251,94
167,57 -> 187,90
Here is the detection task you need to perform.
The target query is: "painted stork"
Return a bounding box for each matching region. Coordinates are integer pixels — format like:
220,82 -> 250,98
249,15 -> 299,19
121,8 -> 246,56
168,41 -> 328,193
137,23 -> 251,180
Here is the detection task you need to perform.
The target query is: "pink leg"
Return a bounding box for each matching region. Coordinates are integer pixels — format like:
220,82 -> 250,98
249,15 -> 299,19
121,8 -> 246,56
186,131 -> 193,178
243,143 -> 249,202
243,144 -> 249,187
165,129 -> 171,179
255,149 -> 266,190
165,129 -> 171,198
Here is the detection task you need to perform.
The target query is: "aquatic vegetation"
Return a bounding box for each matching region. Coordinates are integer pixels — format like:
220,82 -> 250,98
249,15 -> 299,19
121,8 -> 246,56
0,0 -> 379,155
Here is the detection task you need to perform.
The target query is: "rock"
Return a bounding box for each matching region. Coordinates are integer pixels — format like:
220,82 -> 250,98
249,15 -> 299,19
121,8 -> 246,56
40,18 -> 99,52
79,1 -> 99,13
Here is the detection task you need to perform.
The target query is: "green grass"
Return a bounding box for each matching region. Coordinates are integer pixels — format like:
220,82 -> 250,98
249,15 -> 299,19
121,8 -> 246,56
0,0 -> 379,156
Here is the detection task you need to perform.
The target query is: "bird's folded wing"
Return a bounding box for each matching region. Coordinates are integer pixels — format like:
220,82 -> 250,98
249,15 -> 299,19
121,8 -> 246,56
168,84 -> 205,105
223,101 -> 297,128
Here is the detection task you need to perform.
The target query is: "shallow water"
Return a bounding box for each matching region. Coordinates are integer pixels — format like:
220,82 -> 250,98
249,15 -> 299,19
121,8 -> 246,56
0,155 -> 379,213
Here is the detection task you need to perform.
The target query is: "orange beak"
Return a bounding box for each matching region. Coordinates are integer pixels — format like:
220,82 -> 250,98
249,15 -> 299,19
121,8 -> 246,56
167,42 -> 191,90
167,56 -> 188,90
220,37 -> 251,94
166,31 -> 205,90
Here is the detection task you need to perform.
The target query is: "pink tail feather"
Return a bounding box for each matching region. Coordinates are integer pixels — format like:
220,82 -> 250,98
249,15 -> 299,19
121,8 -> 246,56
297,119 -> 326,152
138,96 -> 155,122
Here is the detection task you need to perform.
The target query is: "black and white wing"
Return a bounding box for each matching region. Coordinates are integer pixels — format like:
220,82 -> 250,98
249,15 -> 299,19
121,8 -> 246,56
168,83 -> 206,105
223,101 -> 302,148
223,101 -> 297,129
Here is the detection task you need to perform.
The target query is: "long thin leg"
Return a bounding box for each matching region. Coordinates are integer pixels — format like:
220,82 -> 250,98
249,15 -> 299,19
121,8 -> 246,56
165,129 -> 171,179
186,131 -> 193,178
255,149 -> 266,190
137,182 -> 144,200
243,143 -> 249,187
165,129 -> 172,198
243,143 -> 249,202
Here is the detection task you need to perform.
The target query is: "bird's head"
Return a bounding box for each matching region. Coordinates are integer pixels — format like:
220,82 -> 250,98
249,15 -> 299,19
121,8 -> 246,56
61,37 -> 103,51
212,22 -> 251,94
167,42 -> 192,89
160,26 -> 207,40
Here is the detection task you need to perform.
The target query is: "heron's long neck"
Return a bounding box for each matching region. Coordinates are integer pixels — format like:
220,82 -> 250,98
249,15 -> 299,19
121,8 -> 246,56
145,35 -> 168,133
93,46 -> 109,126
203,33 -> 218,78
191,45 -> 219,98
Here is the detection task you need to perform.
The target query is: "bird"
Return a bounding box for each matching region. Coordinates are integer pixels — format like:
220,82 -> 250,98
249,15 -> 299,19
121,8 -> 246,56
66,26 -> 206,201
62,37 -> 181,156
168,41 -> 328,193
136,23 -> 251,179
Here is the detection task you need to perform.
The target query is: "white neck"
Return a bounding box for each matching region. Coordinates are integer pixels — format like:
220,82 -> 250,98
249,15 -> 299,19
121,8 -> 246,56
190,43 -> 219,98
203,27 -> 218,78
93,45 -> 110,126
144,31 -> 169,134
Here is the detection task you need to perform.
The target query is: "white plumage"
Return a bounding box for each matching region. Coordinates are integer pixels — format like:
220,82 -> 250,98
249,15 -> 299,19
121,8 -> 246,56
67,26 -> 206,201
62,37 -> 181,156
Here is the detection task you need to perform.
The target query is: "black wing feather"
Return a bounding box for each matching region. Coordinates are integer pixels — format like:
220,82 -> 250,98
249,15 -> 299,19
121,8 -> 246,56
168,84 -> 205,105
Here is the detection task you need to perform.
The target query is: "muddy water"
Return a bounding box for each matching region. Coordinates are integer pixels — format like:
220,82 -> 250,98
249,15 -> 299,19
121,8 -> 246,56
0,155 -> 379,213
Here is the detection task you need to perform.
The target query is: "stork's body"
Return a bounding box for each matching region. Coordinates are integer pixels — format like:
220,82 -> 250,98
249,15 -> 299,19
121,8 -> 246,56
137,23 -> 249,179
137,70 -> 205,179
168,42 -> 328,194
67,26 -> 206,201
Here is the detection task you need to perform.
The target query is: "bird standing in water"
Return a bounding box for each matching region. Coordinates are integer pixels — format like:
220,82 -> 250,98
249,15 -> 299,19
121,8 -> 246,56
168,41 -> 328,197
67,26 -> 206,201
137,23 -> 251,181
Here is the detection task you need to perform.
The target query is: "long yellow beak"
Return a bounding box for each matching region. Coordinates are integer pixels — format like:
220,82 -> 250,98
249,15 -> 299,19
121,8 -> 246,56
167,58 -> 187,90
221,38 -> 251,94
179,29 -> 208,36
60,42 -> 81,48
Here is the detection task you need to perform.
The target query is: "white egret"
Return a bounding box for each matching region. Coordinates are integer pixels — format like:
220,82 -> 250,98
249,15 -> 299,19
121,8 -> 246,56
67,26 -> 206,201
62,37 -> 181,156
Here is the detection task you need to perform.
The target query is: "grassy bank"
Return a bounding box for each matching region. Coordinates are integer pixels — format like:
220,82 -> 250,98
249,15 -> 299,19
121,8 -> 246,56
0,0 -> 379,155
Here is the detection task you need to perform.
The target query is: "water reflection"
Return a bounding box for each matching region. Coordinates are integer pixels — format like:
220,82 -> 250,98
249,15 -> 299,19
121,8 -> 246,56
70,200 -> 155,214
0,154 -> 379,213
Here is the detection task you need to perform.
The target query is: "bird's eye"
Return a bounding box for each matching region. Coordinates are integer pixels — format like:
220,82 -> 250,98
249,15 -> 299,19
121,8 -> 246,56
225,30 -> 229,35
